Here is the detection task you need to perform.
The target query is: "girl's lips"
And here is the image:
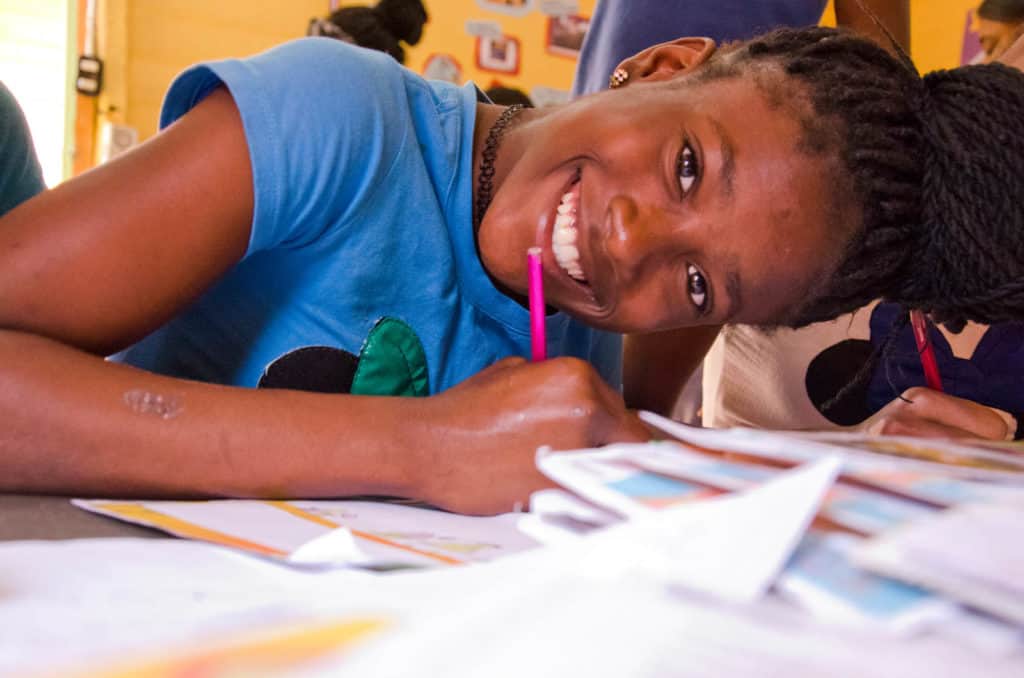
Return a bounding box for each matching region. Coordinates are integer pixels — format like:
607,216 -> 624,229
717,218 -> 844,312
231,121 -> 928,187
552,179 -> 586,282
538,168 -> 596,304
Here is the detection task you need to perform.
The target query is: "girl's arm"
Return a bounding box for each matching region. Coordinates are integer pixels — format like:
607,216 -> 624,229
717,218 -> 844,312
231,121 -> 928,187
999,33 -> 1024,70
0,89 -> 647,515
623,326 -> 720,415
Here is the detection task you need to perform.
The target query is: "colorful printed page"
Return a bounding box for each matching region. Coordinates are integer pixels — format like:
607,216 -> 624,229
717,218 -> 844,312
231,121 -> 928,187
855,501 -> 1024,627
619,441 -> 939,535
535,444 -> 721,518
537,441 -> 938,537
555,456 -> 844,603
535,445 -> 843,603
638,410 -> 1024,487
778,531 -> 955,635
73,499 -> 538,569
843,465 -> 1021,507
798,432 -> 1024,479
819,483 -> 936,535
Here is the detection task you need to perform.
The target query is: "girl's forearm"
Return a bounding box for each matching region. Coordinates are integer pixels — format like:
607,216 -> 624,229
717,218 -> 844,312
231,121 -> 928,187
0,329 -> 426,499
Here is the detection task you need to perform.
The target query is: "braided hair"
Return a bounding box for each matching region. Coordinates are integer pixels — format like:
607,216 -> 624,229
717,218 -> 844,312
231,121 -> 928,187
314,0 -> 428,64
702,27 -> 1024,332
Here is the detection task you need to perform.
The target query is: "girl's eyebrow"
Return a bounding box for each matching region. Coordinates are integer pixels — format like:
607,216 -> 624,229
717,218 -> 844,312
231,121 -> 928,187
710,118 -> 736,199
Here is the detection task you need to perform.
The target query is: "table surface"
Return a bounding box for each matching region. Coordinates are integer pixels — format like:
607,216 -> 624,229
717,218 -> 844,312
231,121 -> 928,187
0,494 -> 164,540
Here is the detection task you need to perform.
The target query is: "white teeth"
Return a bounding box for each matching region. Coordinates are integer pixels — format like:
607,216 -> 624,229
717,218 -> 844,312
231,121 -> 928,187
552,182 -> 586,282
554,226 -> 575,245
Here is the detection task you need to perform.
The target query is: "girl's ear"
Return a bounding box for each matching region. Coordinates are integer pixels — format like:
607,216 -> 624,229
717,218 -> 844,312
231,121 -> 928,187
613,37 -> 717,85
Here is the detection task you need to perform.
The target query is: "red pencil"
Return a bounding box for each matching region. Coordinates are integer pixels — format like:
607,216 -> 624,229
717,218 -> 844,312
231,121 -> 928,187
909,309 -> 943,391
527,247 -> 546,361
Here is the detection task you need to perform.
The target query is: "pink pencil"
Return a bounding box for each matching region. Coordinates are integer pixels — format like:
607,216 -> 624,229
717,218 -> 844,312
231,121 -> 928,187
909,309 -> 943,391
527,247 -> 546,361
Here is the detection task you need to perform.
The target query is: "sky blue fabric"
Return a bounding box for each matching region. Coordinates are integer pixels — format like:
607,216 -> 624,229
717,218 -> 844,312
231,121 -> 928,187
0,81 -> 45,216
114,38 -> 622,393
572,0 -> 827,96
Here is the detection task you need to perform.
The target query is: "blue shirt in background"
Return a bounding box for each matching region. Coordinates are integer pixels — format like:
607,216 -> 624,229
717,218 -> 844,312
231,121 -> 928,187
573,0 -> 827,96
0,81 -> 45,216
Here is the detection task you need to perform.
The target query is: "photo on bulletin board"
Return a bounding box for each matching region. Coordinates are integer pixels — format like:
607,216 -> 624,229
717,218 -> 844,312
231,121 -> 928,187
423,53 -> 463,84
476,35 -> 521,75
546,14 -> 589,57
476,0 -> 533,17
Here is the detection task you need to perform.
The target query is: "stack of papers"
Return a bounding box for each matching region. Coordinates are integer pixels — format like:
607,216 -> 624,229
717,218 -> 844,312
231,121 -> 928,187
856,501 -> 1024,626
67,411 -> 1024,654
526,411 -> 1024,635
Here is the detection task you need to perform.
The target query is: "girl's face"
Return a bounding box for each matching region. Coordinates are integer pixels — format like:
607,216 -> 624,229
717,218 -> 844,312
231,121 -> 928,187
976,17 -> 1024,63
477,67 -> 848,334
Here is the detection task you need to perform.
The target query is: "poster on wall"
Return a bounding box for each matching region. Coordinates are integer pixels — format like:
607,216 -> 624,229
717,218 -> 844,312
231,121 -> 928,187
476,35 -> 521,75
476,0 -> 533,17
423,53 -> 463,84
539,0 -> 579,16
465,19 -> 503,39
546,14 -> 589,58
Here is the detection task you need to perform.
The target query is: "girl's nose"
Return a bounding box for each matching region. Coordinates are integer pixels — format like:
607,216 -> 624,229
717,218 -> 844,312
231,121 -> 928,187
605,194 -> 671,279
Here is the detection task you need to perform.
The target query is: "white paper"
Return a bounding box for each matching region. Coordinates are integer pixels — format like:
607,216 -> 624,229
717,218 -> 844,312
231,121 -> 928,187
541,456 -> 843,603
3,528 -> 1022,677
521,488 -> 617,543
73,499 -> 538,569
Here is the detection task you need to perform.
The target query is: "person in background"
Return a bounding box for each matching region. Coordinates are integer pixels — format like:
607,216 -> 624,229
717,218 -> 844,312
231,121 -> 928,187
701,32 -> 1024,440
584,1 -> 1024,441
0,82 -> 45,217
976,0 -> 1024,63
572,0 -> 915,425
307,0 -> 427,64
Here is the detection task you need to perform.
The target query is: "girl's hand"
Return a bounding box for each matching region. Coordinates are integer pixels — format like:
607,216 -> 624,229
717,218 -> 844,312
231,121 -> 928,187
856,387 -> 1015,441
414,357 -> 650,515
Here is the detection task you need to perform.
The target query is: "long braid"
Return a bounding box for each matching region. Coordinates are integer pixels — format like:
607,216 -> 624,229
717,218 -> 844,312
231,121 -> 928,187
896,64 -> 1024,328
712,27 -> 1024,330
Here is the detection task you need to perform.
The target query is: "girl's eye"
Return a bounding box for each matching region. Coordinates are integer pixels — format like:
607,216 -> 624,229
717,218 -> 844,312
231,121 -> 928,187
687,264 -> 708,312
678,141 -> 699,195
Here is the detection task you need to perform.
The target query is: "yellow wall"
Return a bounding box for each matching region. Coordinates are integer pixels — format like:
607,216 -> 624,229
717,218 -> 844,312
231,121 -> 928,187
822,0 -> 980,74
104,0 -> 985,144
912,0 -> 978,73
99,0 -> 323,140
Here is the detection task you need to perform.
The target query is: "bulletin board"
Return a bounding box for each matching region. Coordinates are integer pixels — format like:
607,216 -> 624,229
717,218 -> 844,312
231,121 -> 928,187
405,0 -> 597,107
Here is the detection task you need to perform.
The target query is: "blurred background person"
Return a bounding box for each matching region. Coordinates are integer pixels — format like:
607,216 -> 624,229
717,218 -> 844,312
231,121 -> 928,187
308,0 -> 428,65
976,0 -> 1024,62
0,82 -> 44,217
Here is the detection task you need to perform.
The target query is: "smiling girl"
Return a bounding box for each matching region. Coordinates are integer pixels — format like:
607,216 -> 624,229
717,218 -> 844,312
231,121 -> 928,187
1,28 -> 1022,514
